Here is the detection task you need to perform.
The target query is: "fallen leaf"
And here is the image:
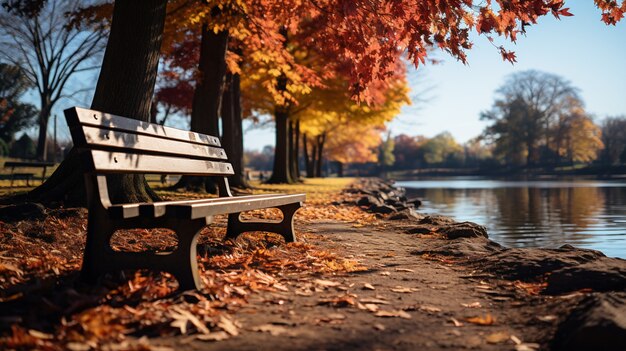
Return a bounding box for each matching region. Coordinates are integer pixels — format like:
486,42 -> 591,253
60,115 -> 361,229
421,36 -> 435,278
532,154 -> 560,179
252,324 -> 289,336
380,271 -> 391,276
318,295 -> 355,307
375,310 -> 412,319
373,323 -> 386,331
217,316 -> 239,336
418,305 -> 442,313
461,302 -> 482,308
449,318 -> 463,327
390,286 -> 418,293
28,329 -> 54,339
515,343 -> 540,351
510,335 -> 522,345
314,279 -> 341,288
486,331 -> 510,344
537,315 -> 557,322
196,331 -> 230,342
363,283 -> 375,290
364,304 -> 379,312
360,298 -> 390,305
466,314 -> 495,326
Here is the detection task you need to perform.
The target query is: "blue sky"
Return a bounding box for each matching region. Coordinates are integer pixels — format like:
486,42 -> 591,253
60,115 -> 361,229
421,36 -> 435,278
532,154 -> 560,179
36,2 -> 626,150
246,2 -> 626,150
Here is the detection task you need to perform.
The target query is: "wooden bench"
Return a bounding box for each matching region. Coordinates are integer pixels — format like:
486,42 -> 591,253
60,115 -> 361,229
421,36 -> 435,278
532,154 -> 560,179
3,161 -> 55,187
65,107 -> 305,290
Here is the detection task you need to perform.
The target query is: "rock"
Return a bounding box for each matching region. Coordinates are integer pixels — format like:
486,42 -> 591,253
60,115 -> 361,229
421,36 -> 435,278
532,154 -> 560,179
476,245 -> 607,282
545,259 -> 626,295
552,293 -> 626,351
369,204 -> 397,214
405,225 -> 433,234
377,192 -> 389,201
439,222 -> 488,239
388,209 -> 423,221
406,197 -> 422,208
412,237 -> 505,258
419,215 -> 456,226
357,195 -> 382,207
0,202 -> 47,222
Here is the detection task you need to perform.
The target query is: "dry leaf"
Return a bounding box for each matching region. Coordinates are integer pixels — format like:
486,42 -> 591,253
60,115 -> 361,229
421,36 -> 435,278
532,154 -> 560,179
314,279 -> 341,288
486,331 -> 510,344
196,332 -> 230,342
466,314 -> 495,326
373,323 -> 386,331
28,329 -> 54,339
364,304 -> 379,312
375,310 -> 412,319
510,335 -> 522,345
380,271 -> 391,276
537,315 -> 557,322
461,302 -> 482,308
449,318 -> 463,327
252,324 -> 288,336
515,343 -> 540,351
390,286 -> 418,293
418,305 -> 442,313
363,283 -> 375,290
360,298 -> 390,305
217,316 -> 239,336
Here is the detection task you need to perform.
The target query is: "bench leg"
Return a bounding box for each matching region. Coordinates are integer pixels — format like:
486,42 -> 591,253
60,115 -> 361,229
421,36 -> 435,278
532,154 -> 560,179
80,212 -> 208,291
225,202 -> 302,243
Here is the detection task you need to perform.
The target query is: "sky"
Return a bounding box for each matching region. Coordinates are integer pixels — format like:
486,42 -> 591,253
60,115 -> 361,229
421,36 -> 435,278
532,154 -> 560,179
244,1 -> 626,150
33,1 -> 626,151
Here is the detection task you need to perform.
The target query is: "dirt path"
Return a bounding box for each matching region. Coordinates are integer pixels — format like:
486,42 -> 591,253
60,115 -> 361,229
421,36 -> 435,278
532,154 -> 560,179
166,220 -> 566,351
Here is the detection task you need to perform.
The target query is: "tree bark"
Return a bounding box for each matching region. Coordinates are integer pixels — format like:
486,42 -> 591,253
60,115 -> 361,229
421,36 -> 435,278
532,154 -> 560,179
315,133 -> 326,177
337,161 -> 344,177
221,72 -> 249,189
29,0 -> 167,205
267,106 -> 294,184
172,23 -> 229,193
35,96 -> 51,160
288,120 -> 297,181
294,120 -> 301,179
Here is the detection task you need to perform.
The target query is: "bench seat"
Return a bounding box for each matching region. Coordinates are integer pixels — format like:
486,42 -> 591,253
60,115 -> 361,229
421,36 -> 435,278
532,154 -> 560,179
107,193 -> 306,219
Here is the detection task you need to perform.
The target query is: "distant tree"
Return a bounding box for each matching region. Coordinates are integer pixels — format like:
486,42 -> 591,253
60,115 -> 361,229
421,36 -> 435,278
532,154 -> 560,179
421,132 -> 464,166
551,98 -> 603,164
9,133 -> 35,159
245,145 -> 275,171
0,0 -> 107,160
0,63 -> 37,143
378,132 -> 395,174
481,71 -> 581,167
601,116 -> 626,165
393,134 -> 427,170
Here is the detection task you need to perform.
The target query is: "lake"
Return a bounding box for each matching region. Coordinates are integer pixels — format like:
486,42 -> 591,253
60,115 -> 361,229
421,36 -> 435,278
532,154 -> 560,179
396,178 -> 626,259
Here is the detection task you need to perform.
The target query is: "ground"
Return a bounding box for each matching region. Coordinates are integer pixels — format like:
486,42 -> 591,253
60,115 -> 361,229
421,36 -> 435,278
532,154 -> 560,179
0,178 -> 622,350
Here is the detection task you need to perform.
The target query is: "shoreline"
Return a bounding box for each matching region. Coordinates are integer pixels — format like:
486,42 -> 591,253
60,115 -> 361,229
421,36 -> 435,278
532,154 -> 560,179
343,178 -> 626,350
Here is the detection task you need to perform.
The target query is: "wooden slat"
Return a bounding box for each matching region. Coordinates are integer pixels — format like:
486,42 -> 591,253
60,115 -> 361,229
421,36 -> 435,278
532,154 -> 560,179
167,193 -> 306,219
89,150 -> 234,176
4,161 -> 55,168
108,194 -> 295,219
65,107 -> 221,147
82,126 -> 228,160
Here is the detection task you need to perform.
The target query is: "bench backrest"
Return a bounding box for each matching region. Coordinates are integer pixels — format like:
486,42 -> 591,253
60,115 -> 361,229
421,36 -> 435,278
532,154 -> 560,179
65,107 -> 234,177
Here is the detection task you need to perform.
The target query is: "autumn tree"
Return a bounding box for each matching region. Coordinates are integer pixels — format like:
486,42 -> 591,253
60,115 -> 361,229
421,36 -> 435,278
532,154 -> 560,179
421,132 -> 464,167
0,0 -> 107,161
30,0 -> 167,204
0,63 -> 38,145
481,71 -> 585,167
600,116 -> 626,165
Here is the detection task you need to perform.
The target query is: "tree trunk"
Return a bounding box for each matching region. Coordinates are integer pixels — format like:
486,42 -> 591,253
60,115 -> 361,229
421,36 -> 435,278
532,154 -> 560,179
35,97 -> 51,161
29,0 -> 167,205
315,133 -> 326,177
172,23 -> 229,193
294,120 -> 300,179
337,162 -> 344,177
221,72 -> 249,189
267,107 -> 294,184
288,120 -> 298,181
303,134 -> 315,178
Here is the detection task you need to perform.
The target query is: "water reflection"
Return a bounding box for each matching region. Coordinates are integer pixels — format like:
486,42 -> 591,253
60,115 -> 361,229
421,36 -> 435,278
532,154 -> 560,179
398,179 -> 626,258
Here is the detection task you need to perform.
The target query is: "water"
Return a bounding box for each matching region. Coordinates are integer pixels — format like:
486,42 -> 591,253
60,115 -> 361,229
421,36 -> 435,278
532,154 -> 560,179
396,178 -> 626,259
